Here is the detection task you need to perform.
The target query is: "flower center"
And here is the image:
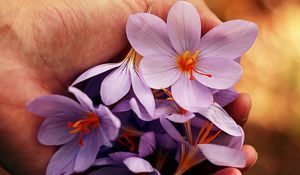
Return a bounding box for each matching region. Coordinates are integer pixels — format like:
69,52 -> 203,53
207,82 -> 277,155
68,112 -> 100,146
116,126 -> 142,152
176,50 -> 212,80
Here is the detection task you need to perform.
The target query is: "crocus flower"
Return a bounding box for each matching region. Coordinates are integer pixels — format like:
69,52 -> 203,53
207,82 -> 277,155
126,1 -> 258,112
160,116 -> 245,175
90,157 -> 160,175
213,88 -> 238,107
130,88 -> 242,137
27,87 -> 121,175
71,49 -> 155,117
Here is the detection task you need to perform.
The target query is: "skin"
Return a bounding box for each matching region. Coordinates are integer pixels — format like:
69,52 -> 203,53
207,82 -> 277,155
0,0 -> 257,174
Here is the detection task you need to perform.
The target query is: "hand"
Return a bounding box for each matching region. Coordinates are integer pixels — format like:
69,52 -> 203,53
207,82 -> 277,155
0,0 -> 257,174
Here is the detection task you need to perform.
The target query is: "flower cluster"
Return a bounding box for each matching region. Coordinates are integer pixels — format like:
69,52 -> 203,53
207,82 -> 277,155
27,1 -> 258,175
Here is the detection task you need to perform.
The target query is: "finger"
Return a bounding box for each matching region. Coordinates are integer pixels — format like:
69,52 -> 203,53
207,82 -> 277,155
213,168 -> 242,175
224,93 -> 252,126
241,145 -> 258,172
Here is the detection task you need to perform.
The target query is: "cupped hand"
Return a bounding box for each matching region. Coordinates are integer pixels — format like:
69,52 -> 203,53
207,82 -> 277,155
0,0 -> 256,174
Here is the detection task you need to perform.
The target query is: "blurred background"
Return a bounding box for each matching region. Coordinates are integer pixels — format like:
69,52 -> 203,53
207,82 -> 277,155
206,0 -> 300,174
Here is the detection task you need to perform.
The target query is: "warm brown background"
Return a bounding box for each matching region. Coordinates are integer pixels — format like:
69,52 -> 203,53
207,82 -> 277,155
206,0 -> 300,174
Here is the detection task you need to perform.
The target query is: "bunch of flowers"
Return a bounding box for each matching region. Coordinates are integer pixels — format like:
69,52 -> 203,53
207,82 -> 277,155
27,1 -> 258,175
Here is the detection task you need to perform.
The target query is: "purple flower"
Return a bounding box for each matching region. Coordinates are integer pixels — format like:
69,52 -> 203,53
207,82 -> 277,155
27,87 -> 121,175
160,116 -> 245,175
90,157 -> 160,175
126,1 -> 258,112
71,49 -> 155,117
213,88 -> 238,107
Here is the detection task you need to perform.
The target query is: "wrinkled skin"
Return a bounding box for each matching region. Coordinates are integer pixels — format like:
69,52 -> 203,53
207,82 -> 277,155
0,0 -> 257,174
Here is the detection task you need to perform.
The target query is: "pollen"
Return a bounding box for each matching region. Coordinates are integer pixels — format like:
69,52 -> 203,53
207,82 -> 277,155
176,50 -> 212,80
68,112 -> 100,146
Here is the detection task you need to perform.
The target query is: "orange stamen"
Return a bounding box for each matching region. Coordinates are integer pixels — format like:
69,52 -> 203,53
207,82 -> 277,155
176,50 -> 212,80
68,112 -> 100,146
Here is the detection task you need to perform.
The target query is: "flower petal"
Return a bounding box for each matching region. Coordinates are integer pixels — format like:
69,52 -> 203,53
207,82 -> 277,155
198,103 -> 242,136
123,157 -> 154,173
140,54 -> 180,89
167,1 -> 201,53
27,95 -> 85,118
112,99 -> 131,112
71,63 -> 122,86
109,152 -> 138,162
74,130 -> 100,172
199,20 -> 258,59
194,58 -> 243,89
98,105 -> 121,140
126,13 -> 175,56
159,118 -> 186,143
100,64 -> 131,105
167,112 -> 195,123
38,117 -> 76,146
139,132 -> 156,157
198,144 -> 246,168
130,67 -> 155,116
172,73 -> 213,111
93,158 -> 117,166
69,87 -> 94,111
46,139 -> 78,175
213,88 -> 238,107
130,98 -> 158,121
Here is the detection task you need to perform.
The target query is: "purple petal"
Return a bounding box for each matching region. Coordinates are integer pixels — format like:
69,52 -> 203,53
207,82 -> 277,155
109,152 -> 138,162
139,132 -> 156,157
112,99 -> 131,112
93,158 -> 117,166
172,73 -> 213,111
89,167 -> 131,175
194,58 -> 243,89
130,67 -> 155,116
167,112 -> 195,123
159,118 -> 186,143
68,87 -> 94,111
227,126 -> 244,150
123,157 -> 154,173
27,95 -> 85,118
213,88 -> 238,107
198,103 -> 242,136
46,139 -> 78,175
71,63 -> 121,86
100,64 -> 131,105
199,144 -> 246,168
126,13 -> 175,57
74,130 -> 100,172
130,98 -> 157,121
140,54 -> 180,89
97,105 -> 121,140
167,1 -> 201,53
199,20 -> 258,60
38,117 -> 76,146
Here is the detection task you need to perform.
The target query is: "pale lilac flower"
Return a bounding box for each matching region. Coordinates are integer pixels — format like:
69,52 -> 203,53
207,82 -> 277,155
90,157 -> 160,175
160,117 -> 245,175
71,49 -> 155,116
126,1 -> 258,112
130,88 -> 242,137
27,87 -> 121,175
92,130 -> 160,175
213,88 -> 238,107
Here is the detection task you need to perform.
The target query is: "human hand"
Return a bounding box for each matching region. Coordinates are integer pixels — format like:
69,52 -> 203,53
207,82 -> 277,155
0,0 -> 256,174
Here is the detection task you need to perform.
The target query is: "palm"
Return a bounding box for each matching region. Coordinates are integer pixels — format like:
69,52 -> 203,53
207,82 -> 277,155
0,0 -> 234,174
